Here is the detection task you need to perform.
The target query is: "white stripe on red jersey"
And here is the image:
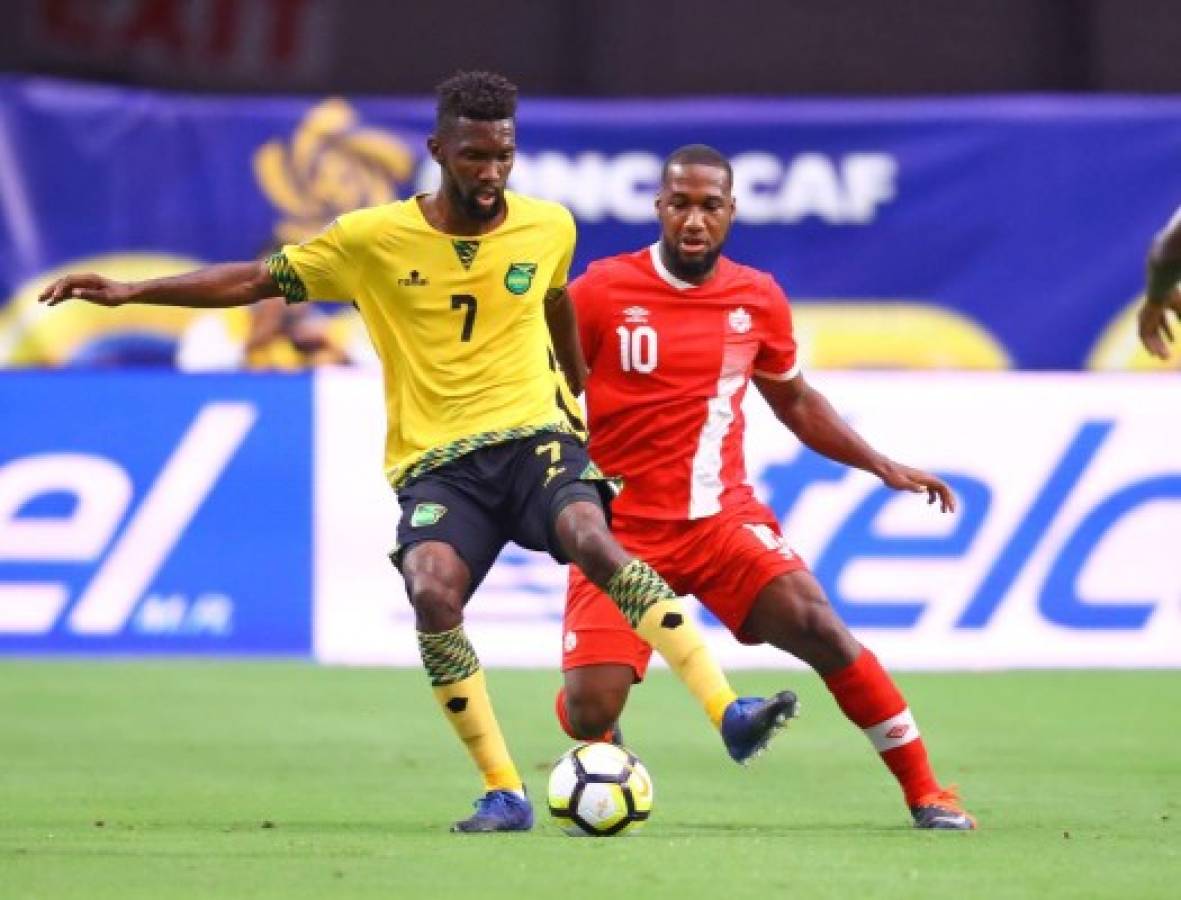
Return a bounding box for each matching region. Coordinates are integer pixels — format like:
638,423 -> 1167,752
690,350 -> 750,518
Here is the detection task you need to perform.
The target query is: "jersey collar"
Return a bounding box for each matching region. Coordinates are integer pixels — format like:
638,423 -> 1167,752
411,190 -> 515,238
649,243 -> 700,291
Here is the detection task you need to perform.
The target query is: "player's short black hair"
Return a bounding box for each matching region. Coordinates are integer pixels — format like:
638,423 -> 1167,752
662,144 -> 733,189
435,71 -> 518,130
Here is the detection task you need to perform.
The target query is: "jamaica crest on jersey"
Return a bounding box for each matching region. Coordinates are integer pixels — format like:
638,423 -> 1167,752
504,262 -> 538,295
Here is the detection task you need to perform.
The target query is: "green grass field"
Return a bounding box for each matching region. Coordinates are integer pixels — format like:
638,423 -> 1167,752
1,663 -> 1177,899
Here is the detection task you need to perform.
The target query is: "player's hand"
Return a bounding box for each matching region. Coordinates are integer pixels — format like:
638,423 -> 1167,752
875,460 -> 956,513
38,273 -> 133,308
1137,291 -> 1181,360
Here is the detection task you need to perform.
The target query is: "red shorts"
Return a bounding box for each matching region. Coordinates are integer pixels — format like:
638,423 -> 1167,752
562,497 -> 807,679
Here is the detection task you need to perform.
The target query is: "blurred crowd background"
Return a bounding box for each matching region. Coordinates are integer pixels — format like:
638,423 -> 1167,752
6,0 -> 1181,96
2,0 -> 1181,373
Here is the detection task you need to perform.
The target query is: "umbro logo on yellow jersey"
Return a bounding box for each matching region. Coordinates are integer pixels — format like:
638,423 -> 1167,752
397,270 -> 430,287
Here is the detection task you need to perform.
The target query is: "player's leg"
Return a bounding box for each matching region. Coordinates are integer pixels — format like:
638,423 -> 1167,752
548,496 -> 740,722
684,502 -> 973,827
395,474 -> 531,833
507,435 -> 794,762
554,501 -> 796,763
734,554 -> 975,829
556,563 -> 653,741
558,664 -> 633,741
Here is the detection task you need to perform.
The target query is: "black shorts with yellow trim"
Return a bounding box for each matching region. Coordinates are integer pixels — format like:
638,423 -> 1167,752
391,431 -> 617,597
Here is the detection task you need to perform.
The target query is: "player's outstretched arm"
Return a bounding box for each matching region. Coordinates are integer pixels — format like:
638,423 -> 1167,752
544,286 -> 588,396
39,261 -> 280,310
756,373 -> 956,513
1139,209 -> 1181,360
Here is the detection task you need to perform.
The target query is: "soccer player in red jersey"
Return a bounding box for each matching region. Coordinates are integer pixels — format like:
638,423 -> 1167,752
555,144 -> 977,830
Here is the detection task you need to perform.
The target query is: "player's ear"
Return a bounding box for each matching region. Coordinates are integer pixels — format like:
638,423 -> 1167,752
426,135 -> 443,164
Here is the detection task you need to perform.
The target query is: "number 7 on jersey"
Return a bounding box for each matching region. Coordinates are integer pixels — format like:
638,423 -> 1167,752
451,294 -> 477,341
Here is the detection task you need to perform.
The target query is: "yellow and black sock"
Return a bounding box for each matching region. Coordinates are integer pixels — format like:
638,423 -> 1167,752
606,559 -> 737,728
417,625 -> 523,793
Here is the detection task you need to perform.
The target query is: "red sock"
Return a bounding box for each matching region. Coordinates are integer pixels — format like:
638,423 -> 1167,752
554,687 -> 616,742
822,647 -> 940,806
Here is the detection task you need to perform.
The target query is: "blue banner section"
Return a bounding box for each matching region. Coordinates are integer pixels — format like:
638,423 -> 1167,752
4,77 -> 1181,369
0,371 -> 312,655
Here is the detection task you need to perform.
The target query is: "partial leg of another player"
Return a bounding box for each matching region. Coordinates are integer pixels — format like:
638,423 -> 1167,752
740,570 -> 977,830
556,662 -> 634,744
554,500 -> 797,764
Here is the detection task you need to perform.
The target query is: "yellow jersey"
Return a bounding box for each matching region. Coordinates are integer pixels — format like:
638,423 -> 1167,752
268,191 -> 583,488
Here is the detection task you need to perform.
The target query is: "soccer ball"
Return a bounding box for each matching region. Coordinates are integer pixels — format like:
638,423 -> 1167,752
547,742 -> 653,837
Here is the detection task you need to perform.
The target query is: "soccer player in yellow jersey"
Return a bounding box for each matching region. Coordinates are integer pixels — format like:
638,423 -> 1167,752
39,71 -> 796,833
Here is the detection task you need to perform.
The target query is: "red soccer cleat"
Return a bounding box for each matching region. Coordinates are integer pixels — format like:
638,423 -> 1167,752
910,786 -> 977,830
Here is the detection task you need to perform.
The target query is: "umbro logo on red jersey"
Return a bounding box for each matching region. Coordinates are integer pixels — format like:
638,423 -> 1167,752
623,306 -> 649,324
886,724 -> 910,740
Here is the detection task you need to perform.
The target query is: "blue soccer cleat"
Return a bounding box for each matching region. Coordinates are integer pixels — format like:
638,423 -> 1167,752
721,690 -> 799,765
450,789 -> 534,833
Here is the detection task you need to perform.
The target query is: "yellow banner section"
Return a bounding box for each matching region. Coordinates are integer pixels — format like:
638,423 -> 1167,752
9,257 -> 1177,373
0,254 -> 230,367
1,253 -> 372,370
792,303 -> 1010,370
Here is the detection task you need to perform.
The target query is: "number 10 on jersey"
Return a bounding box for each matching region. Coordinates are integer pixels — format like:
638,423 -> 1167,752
617,325 -> 658,373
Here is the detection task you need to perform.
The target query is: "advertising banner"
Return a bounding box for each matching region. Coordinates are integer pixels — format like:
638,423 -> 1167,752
312,370 -> 1181,671
0,372 -> 313,654
2,369 -> 1177,666
4,78 -> 1181,371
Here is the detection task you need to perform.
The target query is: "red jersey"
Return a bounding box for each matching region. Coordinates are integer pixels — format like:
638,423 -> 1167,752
572,244 -> 799,520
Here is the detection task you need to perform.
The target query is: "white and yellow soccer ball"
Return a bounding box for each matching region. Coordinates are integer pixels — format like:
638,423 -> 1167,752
547,742 -> 653,837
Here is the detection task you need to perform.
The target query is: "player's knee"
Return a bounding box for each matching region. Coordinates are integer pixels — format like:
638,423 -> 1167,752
405,572 -> 465,631
790,588 -> 857,661
569,527 -> 615,569
401,545 -> 469,631
565,689 -> 623,740
788,586 -> 833,637
802,602 -> 845,647
555,507 -> 624,584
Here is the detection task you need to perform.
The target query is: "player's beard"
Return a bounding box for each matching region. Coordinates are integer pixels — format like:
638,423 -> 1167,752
449,179 -> 505,223
661,236 -> 723,281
